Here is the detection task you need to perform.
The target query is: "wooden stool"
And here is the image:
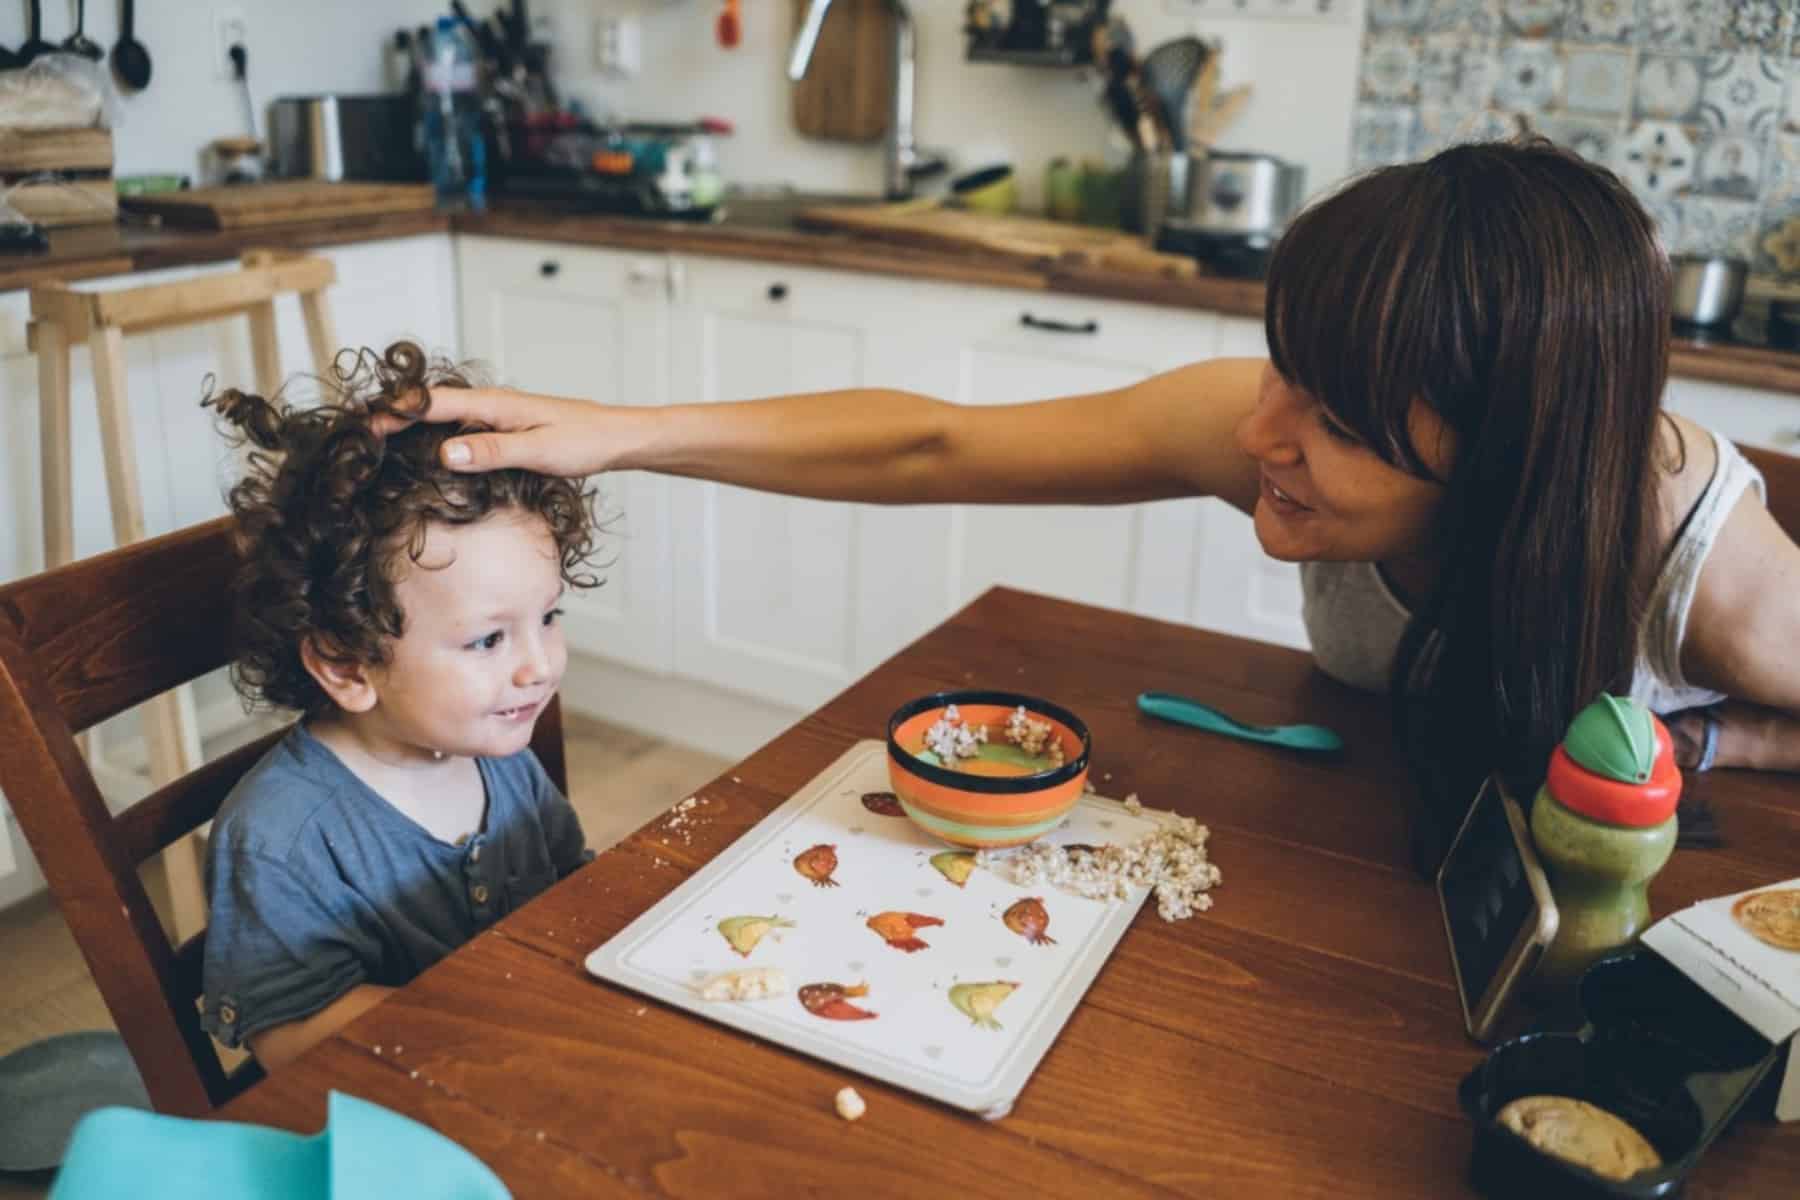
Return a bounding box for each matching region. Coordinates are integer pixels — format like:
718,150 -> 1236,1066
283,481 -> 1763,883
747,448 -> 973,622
26,251 -> 339,941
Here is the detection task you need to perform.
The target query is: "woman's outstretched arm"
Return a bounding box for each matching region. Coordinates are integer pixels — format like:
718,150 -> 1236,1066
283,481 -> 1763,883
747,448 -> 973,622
399,357 -> 1267,510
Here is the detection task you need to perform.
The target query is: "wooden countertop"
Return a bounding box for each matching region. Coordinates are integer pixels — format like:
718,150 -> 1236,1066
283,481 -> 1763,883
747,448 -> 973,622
8,205 -> 1799,396
217,587 -> 1800,1197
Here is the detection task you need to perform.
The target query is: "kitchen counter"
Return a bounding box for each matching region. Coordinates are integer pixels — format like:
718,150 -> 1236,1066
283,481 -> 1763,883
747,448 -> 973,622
0,210 -> 450,292
6,200 -> 1799,397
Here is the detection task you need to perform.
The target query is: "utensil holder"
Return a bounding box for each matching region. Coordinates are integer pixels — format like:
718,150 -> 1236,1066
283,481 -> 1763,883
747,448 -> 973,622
1119,149 -> 1189,236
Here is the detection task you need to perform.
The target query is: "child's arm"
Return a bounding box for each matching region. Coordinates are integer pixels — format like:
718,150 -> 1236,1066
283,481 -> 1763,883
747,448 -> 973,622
247,984 -> 397,1071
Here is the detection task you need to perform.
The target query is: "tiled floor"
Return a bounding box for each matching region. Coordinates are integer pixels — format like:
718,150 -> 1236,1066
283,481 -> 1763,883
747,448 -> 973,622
0,713 -> 728,1194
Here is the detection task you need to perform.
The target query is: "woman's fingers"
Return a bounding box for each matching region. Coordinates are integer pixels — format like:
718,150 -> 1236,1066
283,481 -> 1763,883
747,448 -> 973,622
441,429 -> 529,471
369,386 -> 515,436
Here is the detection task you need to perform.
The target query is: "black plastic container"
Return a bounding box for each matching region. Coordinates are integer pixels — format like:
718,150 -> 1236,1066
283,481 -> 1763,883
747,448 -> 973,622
1459,949 -> 1782,1199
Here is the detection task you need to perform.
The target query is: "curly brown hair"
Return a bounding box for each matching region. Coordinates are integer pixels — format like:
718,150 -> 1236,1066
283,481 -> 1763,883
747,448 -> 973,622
206,341 -> 600,717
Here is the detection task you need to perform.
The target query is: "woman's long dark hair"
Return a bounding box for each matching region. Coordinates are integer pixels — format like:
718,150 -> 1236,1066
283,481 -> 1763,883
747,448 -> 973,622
1264,139 -> 1670,874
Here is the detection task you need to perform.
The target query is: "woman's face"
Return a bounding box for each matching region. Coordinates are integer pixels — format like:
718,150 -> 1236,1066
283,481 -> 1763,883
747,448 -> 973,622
1234,362 -> 1454,564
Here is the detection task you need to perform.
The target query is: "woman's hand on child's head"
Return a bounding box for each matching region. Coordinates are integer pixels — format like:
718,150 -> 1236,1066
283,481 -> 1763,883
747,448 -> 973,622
371,386 -> 612,477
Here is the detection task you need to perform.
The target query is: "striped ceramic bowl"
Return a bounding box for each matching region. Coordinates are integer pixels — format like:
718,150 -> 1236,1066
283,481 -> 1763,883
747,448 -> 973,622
885,690 -> 1091,850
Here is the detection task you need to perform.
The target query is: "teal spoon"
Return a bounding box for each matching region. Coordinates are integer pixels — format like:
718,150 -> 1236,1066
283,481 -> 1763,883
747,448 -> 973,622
1136,691 -> 1344,753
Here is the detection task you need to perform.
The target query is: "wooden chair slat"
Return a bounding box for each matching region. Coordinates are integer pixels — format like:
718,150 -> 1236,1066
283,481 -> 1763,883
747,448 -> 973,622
0,518 -> 236,735
113,726 -> 290,866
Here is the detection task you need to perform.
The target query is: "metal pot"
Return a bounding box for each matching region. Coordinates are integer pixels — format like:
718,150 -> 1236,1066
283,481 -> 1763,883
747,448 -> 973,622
1174,150 -> 1305,245
1670,254 -> 1748,327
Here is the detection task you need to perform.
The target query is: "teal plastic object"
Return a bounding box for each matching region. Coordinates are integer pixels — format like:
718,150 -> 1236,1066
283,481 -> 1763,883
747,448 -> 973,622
49,1090 -> 510,1200
1562,693 -> 1656,783
1136,691 -> 1344,753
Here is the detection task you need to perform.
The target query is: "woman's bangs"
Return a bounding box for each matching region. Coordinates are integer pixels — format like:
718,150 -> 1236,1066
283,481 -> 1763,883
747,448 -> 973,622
1265,166 -> 1448,478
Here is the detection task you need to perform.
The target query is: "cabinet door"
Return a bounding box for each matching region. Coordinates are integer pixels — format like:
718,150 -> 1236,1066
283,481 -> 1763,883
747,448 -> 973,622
928,289 -> 1219,623
1185,317 -> 1308,649
1662,376 -> 1800,453
665,258 -> 932,710
457,236 -> 675,675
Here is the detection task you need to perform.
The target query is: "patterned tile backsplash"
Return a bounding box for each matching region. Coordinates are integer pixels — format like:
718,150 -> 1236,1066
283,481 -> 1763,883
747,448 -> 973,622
1351,0 -> 1800,276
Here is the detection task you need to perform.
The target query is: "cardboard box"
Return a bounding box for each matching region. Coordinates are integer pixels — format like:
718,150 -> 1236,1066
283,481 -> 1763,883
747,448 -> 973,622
1642,877 -> 1800,1122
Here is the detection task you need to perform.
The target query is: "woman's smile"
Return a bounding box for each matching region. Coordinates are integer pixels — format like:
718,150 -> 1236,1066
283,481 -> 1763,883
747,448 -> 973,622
1260,469 -> 1315,515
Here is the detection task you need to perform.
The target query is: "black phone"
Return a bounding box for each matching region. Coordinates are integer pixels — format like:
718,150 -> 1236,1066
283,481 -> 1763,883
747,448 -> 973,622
1435,775 -> 1559,1043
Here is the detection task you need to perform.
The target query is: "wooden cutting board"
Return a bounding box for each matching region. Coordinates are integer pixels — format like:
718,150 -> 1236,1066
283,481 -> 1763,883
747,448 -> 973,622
796,202 -> 1200,279
118,181 -> 435,230
791,0 -> 892,143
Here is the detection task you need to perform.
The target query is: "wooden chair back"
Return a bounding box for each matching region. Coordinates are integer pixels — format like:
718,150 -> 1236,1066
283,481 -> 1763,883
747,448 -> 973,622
0,517 -> 568,1116
1741,442 -> 1800,543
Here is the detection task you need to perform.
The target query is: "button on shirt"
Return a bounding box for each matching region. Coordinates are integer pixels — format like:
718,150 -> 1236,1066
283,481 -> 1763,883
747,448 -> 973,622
201,725 -> 591,1048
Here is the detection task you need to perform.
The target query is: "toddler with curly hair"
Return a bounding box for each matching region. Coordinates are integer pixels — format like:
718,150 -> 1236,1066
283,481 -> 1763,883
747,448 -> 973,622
198,342 -> 598,1070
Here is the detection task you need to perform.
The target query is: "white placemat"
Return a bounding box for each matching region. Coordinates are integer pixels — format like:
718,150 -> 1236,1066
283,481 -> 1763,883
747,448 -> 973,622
584,740 -> 1161,1117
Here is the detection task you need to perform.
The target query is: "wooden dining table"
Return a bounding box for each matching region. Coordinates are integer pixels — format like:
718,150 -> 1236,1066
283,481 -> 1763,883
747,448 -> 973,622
218,588 -> 1800,1197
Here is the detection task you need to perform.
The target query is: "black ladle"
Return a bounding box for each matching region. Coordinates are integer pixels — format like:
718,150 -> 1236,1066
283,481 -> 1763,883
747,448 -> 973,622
63,0 -> 104,60
19,0 -> 56,62
111,0 -> 150,89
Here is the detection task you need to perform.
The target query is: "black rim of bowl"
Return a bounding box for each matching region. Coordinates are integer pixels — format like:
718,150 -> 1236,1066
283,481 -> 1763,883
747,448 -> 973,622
886,689 -> 1091,794
952,165 -> 1012,192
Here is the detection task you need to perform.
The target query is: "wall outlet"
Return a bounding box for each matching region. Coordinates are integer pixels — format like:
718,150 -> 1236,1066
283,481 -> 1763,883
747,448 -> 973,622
595,15 -> 642,77
214,7 -> 248,80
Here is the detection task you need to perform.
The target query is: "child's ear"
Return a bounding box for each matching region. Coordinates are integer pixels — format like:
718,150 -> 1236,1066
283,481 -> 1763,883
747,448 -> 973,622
300,636 -> 379,714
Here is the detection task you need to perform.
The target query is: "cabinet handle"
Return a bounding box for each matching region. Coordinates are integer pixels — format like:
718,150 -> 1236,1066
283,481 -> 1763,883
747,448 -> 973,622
768,282 -> 788,301
1020,312 -> 1098,334
539,260 -> 560,278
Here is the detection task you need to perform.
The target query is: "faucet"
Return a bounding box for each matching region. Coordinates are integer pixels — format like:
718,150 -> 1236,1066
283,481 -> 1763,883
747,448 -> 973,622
789,0 -> 947,200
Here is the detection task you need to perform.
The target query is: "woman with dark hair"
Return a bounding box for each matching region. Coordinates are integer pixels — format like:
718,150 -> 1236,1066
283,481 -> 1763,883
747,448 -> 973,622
398,139 -> 1800,872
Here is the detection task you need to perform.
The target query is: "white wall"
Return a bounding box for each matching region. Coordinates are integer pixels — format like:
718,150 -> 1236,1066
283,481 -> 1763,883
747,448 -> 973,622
3,1 -> 1365,210
0,0 -> 444,178
541,0 -> 1366,209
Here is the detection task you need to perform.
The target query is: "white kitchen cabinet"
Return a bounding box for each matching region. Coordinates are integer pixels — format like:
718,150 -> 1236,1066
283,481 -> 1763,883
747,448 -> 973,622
664,257 -> 936,710
930,288 -> 1215,625
1186,316 -> 1309,650
456,235 -> 675,676
1663,375 -> 1800,453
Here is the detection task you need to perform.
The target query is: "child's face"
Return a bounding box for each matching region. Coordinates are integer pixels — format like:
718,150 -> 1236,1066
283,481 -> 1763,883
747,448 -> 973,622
362,509 -> 568,762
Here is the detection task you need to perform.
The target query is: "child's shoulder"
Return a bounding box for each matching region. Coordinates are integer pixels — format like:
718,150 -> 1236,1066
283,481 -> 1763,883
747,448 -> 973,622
210,725 -> 355,863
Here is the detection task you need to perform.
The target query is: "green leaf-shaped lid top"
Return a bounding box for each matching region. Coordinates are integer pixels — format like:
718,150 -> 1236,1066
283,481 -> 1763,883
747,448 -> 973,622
1563,694 -> 1656,784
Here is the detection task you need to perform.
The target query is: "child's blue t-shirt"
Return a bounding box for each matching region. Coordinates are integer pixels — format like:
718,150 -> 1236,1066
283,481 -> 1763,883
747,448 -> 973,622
200,723 -> 591,1048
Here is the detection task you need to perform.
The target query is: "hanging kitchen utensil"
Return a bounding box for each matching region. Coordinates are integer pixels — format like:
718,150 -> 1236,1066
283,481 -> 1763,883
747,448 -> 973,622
19,0 -> 55,62
1142,37 -> 1207,150
1186,51 -> 1220,142
110,0 -> 152,90
1189,84 -> 1252,151
62,0 -> 104,59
